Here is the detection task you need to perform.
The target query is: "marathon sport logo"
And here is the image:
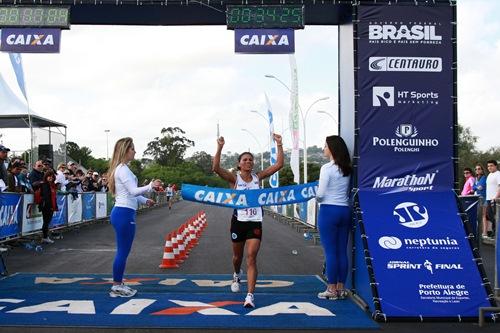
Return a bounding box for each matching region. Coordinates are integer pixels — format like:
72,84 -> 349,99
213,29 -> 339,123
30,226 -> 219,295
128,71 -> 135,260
369,57 -> 442,72
378,235 -> 459,251
368,21 -> 442,45
372,124 -> 440,153
372,170 -> 438,192
372,86 -> 439,107
0,28 -> 61,53
393,202 -> 429,228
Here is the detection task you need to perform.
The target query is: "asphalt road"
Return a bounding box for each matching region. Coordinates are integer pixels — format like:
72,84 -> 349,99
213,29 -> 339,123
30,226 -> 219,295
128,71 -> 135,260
0,200 -> 498,332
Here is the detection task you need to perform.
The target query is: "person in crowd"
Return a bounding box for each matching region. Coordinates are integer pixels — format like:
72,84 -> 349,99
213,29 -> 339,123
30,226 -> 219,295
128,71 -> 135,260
18,164 -> 33,193
461,167 -> 475,196
55,163 -> 68,191
99,173 -> 109,192
473,163 -> 489,240
316,135 -> 352,300
166,184 -> 174,210
43,159 -> 55,173
212,134 -> 284,308
0,144 -> 10,187
486,160 -> 500,239
67,161 -> 77,176
89,172 -> 101,191
74,169 -> 85,192
28,160 -> 45,192
38,170 -> 58,244
108,137 -> 160,298
6,161 -> 23,192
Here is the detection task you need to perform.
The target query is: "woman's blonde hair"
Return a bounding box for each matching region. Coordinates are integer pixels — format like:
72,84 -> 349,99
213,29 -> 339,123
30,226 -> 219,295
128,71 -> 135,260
108,137 -> 134,194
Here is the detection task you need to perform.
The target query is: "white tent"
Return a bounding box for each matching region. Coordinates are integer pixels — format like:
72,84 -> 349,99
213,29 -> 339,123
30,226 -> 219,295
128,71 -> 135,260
0,72 -> 66,166
0,73 -> 65,128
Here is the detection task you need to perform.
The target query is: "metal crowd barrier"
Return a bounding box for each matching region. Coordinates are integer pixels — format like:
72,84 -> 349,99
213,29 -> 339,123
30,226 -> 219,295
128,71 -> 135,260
0,191 -> 168,243
478,198 -> 499,327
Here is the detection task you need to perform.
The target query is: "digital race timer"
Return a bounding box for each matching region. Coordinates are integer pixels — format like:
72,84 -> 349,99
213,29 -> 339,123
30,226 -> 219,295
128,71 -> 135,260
226,5 -> 304,30
0,6 -> 70,28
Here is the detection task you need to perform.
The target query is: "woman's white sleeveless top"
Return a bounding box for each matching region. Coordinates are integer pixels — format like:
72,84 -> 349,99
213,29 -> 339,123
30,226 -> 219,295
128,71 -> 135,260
235,172 -> 263,222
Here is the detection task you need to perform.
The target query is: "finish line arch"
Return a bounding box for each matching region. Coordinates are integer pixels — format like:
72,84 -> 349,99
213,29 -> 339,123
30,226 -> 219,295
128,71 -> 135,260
1,0 -> 495,321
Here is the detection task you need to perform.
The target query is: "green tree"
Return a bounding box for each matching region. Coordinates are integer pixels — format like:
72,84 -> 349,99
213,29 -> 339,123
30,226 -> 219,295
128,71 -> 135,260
66,141 -> 92,166
187,151 -> 213,175
144,127 -> 194,166
86,157 -> 109,174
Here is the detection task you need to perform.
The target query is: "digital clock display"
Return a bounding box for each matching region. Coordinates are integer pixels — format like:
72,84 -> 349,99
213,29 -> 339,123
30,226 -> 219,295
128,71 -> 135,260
226,5 -> 304,30
0,6 -> 70,28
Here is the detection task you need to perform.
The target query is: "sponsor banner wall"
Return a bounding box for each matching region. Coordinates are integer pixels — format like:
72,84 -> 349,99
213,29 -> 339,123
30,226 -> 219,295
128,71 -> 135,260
356,5 -> 454,190
67,195 -> 82,225
95,193 -> 107,219
21,194 -> 43,235
0,193 -> 22,240
358,190 -> 490,316
50,194 -> 67,228
82,193 -> 96,221
235,29 -> 294,54
0,28 -> 61,53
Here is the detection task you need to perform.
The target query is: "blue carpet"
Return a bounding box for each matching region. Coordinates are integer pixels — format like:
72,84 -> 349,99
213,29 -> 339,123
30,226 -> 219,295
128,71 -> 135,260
0,273 -> 378,329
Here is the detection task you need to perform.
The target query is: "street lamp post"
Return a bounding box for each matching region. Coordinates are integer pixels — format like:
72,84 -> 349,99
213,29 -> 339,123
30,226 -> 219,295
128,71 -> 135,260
241,128 -> 264,187
302,97 -> 330,183
104,130 -> 110,160
317,110 -> 337,124
265,74 -> 329,183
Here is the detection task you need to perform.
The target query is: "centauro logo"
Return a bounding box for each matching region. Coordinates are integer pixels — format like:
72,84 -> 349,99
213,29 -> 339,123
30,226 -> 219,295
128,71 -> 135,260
240,34 -> 290,46
6,34 -> 55,46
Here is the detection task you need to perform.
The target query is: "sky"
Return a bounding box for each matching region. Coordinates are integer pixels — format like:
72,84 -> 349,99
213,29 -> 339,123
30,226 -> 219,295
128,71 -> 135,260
0,0 -> 498,160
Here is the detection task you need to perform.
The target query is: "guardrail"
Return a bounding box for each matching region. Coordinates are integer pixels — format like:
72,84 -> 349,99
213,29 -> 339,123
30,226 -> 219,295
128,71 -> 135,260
0,191 -> 169,243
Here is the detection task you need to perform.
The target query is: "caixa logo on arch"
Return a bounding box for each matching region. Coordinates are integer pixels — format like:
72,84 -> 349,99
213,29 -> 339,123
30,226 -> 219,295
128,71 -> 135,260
234,29 -> 294,54
393,202 -> 429,228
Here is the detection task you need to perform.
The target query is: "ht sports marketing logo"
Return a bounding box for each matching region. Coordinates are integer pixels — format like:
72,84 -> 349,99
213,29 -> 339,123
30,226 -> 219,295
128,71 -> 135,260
369,56 -> 442,72
368,21 -> 442,45
372,86 -> 439,107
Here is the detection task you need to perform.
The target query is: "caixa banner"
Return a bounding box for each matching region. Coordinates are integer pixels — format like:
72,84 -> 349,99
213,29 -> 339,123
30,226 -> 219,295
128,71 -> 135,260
234,29 -> 294,54
356,5 -> 454,190
0,28 -> 61,53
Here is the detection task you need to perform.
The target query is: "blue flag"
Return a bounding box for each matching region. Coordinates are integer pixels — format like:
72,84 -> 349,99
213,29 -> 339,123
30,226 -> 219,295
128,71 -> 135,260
181,182 -> 318,209
8,53 -> 28,100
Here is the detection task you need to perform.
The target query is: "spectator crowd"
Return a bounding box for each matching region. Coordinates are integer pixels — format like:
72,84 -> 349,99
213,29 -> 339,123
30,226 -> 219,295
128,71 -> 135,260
0,143 -> 109,195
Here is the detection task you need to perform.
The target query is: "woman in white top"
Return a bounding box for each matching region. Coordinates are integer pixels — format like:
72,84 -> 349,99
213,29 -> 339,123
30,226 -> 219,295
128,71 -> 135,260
316,135 -> 352,300
212,134 -> 284,308
107,137 -> 160,298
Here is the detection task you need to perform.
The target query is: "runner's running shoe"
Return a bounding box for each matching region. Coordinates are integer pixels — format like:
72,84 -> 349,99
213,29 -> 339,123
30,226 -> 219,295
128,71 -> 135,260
244,293 -> 255,308
231,270 -> 242,293
109,284 -> 137,298
317,289 -> 338,300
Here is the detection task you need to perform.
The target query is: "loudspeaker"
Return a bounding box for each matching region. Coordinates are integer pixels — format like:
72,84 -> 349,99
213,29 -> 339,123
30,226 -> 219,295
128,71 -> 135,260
38,144 -> 53,162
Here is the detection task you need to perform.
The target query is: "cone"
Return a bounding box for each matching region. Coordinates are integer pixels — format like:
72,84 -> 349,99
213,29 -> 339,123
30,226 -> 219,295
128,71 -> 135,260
182,223 -> 191,254
176,227 -> 188,260
187,223 -> 198,250
171,232 -> 184,264
159,234 -> 179,269
199,211 -> 207,230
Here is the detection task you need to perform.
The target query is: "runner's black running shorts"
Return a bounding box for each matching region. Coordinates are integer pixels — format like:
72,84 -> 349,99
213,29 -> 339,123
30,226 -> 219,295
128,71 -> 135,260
230,215 -> 262,242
